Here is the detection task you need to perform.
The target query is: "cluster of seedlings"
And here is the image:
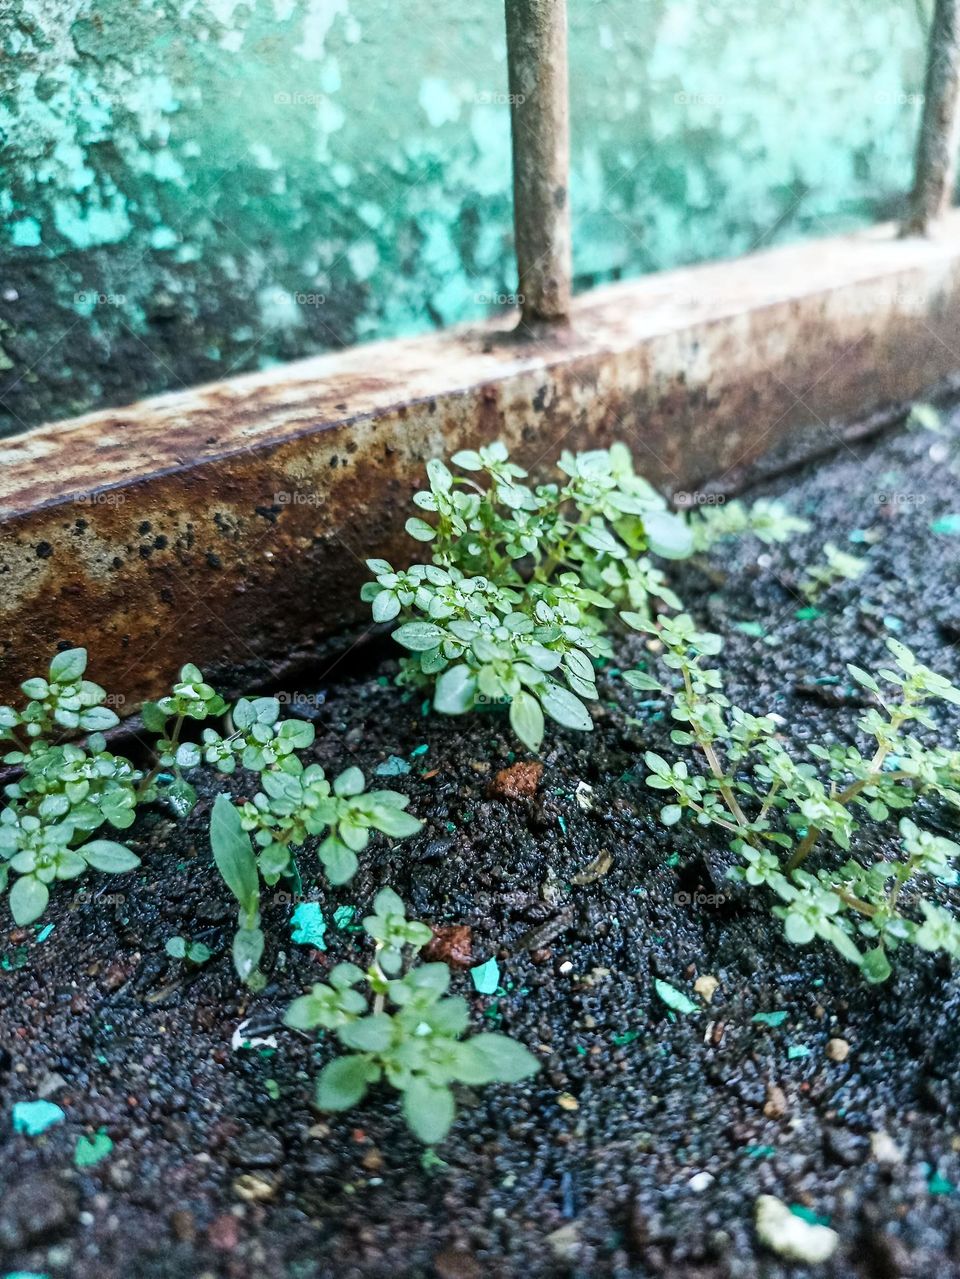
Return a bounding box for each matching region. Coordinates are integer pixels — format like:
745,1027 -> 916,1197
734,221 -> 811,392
3,441 -> 959,1140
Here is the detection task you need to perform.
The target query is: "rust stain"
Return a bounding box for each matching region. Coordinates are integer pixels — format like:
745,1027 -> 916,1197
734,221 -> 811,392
3,219 -> 960,705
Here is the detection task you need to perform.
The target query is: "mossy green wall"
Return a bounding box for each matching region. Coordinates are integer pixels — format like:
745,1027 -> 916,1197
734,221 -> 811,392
0,0 -> 930,436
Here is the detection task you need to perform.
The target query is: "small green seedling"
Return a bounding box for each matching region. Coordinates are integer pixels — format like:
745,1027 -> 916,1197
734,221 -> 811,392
799,543 -> 867,600
284,887 -> 539,1143
0,648 -> 141,924
2,652 -> 424,963
210,761 -> 423,988
363,442 -> 804,752
627,614 -> 960,980
165,936 -> 213,966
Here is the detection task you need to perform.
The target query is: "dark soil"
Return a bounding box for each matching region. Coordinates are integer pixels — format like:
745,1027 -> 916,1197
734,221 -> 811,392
3,408 -> 960,1279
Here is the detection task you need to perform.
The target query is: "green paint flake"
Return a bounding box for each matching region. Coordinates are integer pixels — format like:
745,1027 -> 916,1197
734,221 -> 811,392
2,946 -> 28,971
929,1171 -> 954,1195
410,743 -> 429,757
470,956 -> 500,995
290,902 -> 327,949
333,905 -> 357,929
789,1203 -> 830,1225
733,620 -> 765,638
787,1044 -> 811,1059
654,979 -> 698,1015
3,1272 -> 51,1279
744,1144 -> 776,1158
752,1010 -> 789,1027
11,218 -> 41,247
264,1079 -> 281,1100
375,755 -> 410,776
931,515 -> 960,535
74,1128 -> 113,1167
795,607 -> 822,621
558,815 -> 567,836
35,924 -> 54,943
12,1100 -> 65,1136
612,1030 -> 639,1046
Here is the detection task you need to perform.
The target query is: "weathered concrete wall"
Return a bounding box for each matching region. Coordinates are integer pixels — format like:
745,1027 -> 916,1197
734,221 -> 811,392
0,0 -> 932,436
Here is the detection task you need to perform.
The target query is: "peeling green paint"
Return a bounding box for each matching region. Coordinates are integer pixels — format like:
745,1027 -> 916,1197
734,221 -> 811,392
0,0 -> 930,436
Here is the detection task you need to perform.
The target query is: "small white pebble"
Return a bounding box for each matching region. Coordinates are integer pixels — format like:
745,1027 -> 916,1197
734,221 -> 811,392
688,1171 -> 714,1193
559,960 -> 573,974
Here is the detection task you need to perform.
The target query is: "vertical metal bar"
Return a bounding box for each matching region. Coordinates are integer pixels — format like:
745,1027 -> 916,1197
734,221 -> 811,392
505,0 -> 572,325
902,0 -> 960,235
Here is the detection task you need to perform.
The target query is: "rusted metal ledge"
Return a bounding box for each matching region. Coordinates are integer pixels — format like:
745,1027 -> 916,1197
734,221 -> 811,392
3,215 -> 960,707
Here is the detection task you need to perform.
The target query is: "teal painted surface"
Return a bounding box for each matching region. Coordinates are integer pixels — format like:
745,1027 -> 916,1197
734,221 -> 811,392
0,0 -> 930,436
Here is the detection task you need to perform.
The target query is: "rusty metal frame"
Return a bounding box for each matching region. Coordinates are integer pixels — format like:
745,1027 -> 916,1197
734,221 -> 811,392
3,216 -> 960,706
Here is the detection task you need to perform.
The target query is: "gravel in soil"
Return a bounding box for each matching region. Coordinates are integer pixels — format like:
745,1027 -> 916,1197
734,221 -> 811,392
3,409 -> 960,1278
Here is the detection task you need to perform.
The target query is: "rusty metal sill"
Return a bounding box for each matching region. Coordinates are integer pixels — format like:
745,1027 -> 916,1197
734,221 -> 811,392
3,216 -> 960,707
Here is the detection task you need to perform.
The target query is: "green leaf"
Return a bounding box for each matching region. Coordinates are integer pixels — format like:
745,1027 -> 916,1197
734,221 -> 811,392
278,719 -> 315,748
332,766 -> 365,798
232,925 -> 264,983
405,517 -> 437,543
402,1077 -> 455,1144
371,591 -> 401,623
654,978 -> 698,1015
141,701 -> 168,732
659,804 -> 683,826
79,706 -> 120,732
393,622 -> 445,652
339,1013 -> 393,1052
164,778 -> 197,819
623,669 -> 662,692
175,742 -> 202,769
862,945 -> 892,984
210,794 -> 259,914
81,840 -> 141,873
319,837 -> 359,885
316,1055 -> 372,1111
467,1032 -> 540,1082
9,875 -> 49,925
539,684 -> 593,733
783,913 -> 815,945
372,886 -> 405,918
50,648 -> 87,683
370,806 -> 422,839
645,510 -> 694,560
509,690 -> 544,753
434,665 -> 477,715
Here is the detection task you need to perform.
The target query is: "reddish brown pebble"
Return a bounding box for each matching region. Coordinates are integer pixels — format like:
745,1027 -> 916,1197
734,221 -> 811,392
764,1083 -> 788,1119
424,924 -> 473,969
207,1213 -> 239,1250
488,761 -> 543,800
433,1248 -> 483,1279
170,1209 -> 196,1243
